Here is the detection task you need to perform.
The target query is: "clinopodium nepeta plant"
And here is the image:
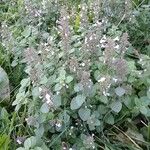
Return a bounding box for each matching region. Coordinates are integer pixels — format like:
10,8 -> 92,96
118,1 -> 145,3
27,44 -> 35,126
1,0 -> 150,150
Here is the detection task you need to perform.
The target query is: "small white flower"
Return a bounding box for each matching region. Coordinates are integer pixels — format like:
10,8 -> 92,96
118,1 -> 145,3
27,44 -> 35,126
56,91 -> 60,95
114,45 -> 119,49
100,39 -> 106,44
38,50 -> 42,54
45,93 -> 51,101
16,139 -> 22,145
62,83 -> 66,86
56,122 -> 62,128
69,132 -> 72,135
98,77 -> 106,82
69,148 -> 73,150
51,51 -> 54,55
81,63 -> 85,67
103,91 -> 110,96
89,36 -> 93,41
112,78 -> 118,82
39,87 -> 42,92
101,43 -> 106,48
114,36 -> 119,41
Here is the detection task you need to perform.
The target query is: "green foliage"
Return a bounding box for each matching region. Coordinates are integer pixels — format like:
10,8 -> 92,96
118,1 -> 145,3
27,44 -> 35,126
0,134 -> 11,150
0,0 -> 150,150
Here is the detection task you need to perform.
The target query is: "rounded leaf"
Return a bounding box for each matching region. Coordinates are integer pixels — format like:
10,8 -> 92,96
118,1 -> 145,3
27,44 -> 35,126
70,95 -> 86,110
78,108 -> 91,121
115,87 -> 125,97
40,103 -> 49,113
110,101 -> 122,113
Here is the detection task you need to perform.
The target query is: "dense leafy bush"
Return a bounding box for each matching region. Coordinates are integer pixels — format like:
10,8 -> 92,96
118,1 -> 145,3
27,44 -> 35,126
0,0 -> 150,150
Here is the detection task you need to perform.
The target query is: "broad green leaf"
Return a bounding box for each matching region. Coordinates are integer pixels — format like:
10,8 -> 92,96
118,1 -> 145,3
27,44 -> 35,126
100,95 -> 108,104
53,95 -> 61,107
40,103 -> 49,113
65,76 -> 73,84
98,105 -> 108,115
140,96 -> 150,106
105,114 -> 114,125
110,101 -> 122,113
78,108 -> 91,121
54,83 -> 62,91
127,61 -> 136,71
20,78 -> 30,87
35,125 -> 44,138
32,87 -> 40,99
140,106 -> 147,115
24,136 -> 37,149
115,87 -> 125,97
22,26 -> 31,38
70,95 -> 86,110
134,97 -> 141,106
59,69 -> 66,80
94,70 -> 101,81
59,111 -> 70,123
74,83 -> 83,92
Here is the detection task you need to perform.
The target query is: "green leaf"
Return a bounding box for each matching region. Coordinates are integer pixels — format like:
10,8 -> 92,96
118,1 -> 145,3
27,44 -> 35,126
98,105 -> 108,114
140,106 -> 147,115
70,95 -> 86,110
115,87 -> 125,97
110,101 -> 122,113
135,98 -> 142,107
127,61 -> 136,71
65,76 -> 73,84
20,78 -> 30,87
53,95 -> 61,107
0,134 -> 10,150
78,108 -> 91,121
40,103 -> 49,113
100,95 -> 108,104
74,83 -> 83,92
147,89 -> 150,99
22,26 -> 31,38
32,87 -> 40,99
54,83 -> 63,91
59,111 -> 70,123
59,69 -> 66,80
35,125 -> 44,138
105,114 -> 114,125
94,70 -> 101,81
24,136 -> 37,149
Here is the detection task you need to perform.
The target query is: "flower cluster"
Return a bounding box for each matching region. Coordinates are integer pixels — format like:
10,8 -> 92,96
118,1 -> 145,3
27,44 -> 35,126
57,7 -> 71,53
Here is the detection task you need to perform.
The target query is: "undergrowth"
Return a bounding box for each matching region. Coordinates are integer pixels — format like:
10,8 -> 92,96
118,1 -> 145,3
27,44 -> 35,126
0,0 -> 150,150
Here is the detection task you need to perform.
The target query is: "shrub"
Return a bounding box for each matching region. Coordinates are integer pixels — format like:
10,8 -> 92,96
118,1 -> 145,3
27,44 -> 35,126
0,0 -> 150,149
